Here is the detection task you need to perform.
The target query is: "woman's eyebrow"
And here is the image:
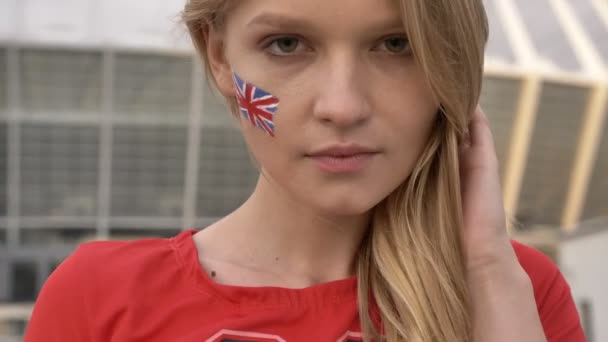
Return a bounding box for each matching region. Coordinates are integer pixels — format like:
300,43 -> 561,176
247,13 -> 316,31
371,19 -> 406,32
246,12 -> 405,34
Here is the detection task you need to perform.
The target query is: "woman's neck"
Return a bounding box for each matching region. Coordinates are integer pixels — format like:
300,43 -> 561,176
195,175 -> 371,288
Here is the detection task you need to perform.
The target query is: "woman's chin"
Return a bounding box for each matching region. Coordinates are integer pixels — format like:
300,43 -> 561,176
313,196 -> 379,218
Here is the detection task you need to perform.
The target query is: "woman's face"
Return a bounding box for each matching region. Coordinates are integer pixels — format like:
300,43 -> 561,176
209,0 -> 439,217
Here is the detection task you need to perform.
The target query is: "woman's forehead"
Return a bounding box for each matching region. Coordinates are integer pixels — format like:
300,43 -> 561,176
229,0 -> 404,32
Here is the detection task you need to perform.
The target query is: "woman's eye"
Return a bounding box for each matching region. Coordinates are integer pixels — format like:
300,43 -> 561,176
266,37 -> 304,55
378,36 -> 411,54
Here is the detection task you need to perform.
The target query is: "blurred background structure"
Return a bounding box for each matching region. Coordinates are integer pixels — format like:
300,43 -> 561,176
0,0 -> 606,340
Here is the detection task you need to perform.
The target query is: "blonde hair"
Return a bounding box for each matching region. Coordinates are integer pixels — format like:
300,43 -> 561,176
182,1 -> 489,341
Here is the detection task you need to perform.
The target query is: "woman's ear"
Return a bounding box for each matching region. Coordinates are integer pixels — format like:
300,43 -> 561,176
204,26 -> 235,97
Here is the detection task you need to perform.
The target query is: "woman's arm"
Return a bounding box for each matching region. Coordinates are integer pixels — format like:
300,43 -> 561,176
458,106 -> 584,341
467,252 -> 546,342
24,245 -> 93,341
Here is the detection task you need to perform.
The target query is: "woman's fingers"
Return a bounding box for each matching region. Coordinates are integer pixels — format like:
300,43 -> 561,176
460,105 -> 499,171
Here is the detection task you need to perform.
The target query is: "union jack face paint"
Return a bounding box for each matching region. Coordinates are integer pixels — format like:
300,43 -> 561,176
232,72 -> 280,137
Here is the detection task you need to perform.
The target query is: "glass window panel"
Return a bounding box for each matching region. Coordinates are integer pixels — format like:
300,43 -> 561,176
19,49 -> 102,116
114,53 -> 191,119
20,124 -> 99,217
197,127 -> 257,217
111,126 -> 187,217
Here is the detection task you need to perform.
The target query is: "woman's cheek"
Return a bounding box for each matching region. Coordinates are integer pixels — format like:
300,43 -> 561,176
232,71 -> 281,138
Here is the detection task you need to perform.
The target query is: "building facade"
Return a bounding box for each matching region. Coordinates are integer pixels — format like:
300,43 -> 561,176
0,0 -> 607,339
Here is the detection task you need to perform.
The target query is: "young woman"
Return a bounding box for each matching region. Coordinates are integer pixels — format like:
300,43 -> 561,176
25,0 -> 585,341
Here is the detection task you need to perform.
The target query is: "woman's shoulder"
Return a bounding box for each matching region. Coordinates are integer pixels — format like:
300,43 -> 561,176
58,231 -> 192,284
33,230 -> 195,304
510,239 -> 586,341
511,240 -> 567,290
72,234 -> 177,265
509,239 -> 567,301
25,231 -> 197,341
51,236 -> 165,278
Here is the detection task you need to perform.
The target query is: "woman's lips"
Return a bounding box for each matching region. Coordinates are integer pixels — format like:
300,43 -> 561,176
309,153 -> 378,173
306,144 -> 380,173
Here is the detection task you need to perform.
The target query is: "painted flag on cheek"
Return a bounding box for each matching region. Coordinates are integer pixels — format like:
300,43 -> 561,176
232,72 -> 280,137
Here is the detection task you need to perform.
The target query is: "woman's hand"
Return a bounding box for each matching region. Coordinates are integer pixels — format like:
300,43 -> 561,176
459,105 -> 547,342
459,105 -> 517,274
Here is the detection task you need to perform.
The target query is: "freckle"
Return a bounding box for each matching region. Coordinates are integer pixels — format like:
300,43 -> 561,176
211,271 -> 216,278
275,257 -> 279,261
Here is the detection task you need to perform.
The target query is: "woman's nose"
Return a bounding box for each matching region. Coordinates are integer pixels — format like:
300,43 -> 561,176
311,59 -> 372,129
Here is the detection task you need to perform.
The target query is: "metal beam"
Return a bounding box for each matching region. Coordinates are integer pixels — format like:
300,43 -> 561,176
182,58 -> 203,231
6,46 -> 20,247
550,0 -> 608,230
97,49 -> 115,240
494,0 -> 542,231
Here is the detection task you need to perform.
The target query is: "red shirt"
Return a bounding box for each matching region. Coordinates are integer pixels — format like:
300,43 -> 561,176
25,229 -> 586,341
